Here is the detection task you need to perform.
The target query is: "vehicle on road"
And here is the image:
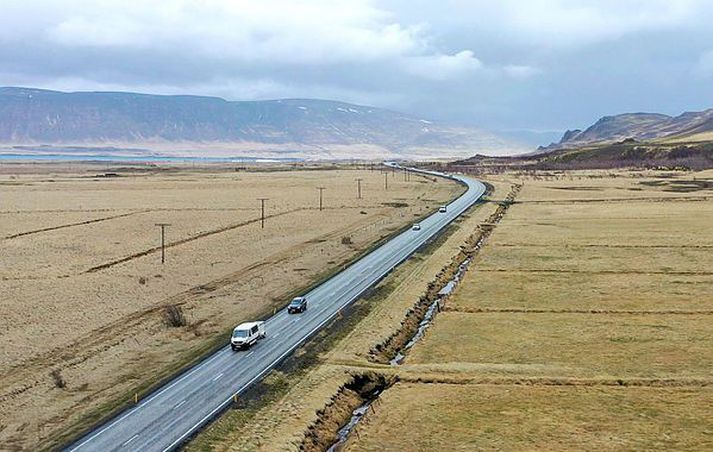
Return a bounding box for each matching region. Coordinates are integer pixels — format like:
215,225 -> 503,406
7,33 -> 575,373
288,296 -> 308,314
231,321 -> 266,350
412,223 -> 421,231
66,164 -> 486,452
439,205 -> 447,213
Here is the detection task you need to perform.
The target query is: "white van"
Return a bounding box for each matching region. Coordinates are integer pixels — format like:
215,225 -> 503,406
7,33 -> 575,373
231,321 -> 266,350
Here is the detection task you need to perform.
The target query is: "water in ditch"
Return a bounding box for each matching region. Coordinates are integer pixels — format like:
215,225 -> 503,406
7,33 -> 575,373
326,389 -> 382,452
390,257 -> 473,366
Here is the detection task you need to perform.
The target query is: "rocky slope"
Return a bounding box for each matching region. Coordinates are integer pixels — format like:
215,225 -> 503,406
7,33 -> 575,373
548,108 -> 713,149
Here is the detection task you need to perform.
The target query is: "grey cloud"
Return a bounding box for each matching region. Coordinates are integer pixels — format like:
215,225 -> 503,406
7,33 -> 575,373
0,0 -> 712,137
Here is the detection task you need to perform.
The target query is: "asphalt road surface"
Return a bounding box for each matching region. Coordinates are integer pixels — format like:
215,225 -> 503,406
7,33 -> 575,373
66,164 -> 486,452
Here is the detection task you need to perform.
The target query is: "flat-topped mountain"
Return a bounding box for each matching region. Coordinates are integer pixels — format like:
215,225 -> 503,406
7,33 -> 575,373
0,87 -> 522,159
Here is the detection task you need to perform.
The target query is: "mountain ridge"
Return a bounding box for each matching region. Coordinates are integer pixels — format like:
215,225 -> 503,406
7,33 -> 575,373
0,87 -> 523,160
546,108 -> 713,149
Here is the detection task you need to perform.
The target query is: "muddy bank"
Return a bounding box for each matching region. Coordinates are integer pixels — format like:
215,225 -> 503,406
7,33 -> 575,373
301,372 -> 395,452
368,184 -> 522,364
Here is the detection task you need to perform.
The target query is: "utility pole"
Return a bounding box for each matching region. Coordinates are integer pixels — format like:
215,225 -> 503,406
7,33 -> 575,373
257,198 -> 269,228
356,178 -> 363,199
384,172 -> 388,190
155,223 -> 171,264
317,187 -> 326,211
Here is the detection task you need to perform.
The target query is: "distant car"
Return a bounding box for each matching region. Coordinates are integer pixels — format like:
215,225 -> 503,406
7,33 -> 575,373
288,296 -> 308,314
439,205 -> 447,213
412,223 -> 421,231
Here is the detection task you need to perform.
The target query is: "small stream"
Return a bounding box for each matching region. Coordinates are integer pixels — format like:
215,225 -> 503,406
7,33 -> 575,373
324,246 -> 482,449
390,257 -> 473,366
326,389 -> 382,451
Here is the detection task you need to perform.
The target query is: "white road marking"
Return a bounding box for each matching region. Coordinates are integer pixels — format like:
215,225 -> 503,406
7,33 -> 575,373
122,434 -> 139,446
273,333 -> 280,338
173,400 -> 186,410
247,351 -> 254,357
212,373 -> 224,382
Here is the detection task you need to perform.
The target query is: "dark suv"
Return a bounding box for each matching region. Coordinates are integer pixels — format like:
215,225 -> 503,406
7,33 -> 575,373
288,296 -> 308,314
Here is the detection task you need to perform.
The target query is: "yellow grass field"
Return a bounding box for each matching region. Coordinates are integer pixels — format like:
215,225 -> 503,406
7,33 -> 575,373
50,166 -> 710,451
341,168 -> 713,450
346,383 -> 713,451
186,181 -> 513,451
0,163 -> 461,450
407,311 -> 713,378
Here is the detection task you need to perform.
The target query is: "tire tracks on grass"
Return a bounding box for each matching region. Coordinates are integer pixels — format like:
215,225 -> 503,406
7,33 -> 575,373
0,210 -> 395,407
84,208 -> 304,273
2,211 -> 145,240
444,307 -> 713,315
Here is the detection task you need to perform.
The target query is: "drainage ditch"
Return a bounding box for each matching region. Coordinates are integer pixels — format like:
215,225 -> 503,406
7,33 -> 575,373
369,184 -> 521,365
300,373 -> 395,452
299,184 -> 522,451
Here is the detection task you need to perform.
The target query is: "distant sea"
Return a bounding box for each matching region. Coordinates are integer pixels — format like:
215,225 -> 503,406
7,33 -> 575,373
0,153 -> 303,163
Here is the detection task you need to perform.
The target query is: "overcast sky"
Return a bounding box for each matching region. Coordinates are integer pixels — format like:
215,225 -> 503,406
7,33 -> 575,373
1,0 -> 712,133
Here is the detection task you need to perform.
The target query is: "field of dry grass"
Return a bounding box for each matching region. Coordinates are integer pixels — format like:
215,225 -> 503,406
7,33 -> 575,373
186,180 -> 512,451
0,162 -> 462,450
341,168 -> 713,450
347,383 -> 713,451
407,311 -> 713,378
85,167 -> 712,451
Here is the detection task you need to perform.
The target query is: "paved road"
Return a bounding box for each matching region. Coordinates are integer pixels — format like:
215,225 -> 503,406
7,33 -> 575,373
67,164 -> 486,452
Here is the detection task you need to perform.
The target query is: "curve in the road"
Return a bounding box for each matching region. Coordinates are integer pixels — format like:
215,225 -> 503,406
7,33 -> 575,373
66,164 -> 486,452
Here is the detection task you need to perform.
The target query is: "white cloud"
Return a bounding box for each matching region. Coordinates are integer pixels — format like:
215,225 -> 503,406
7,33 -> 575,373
402,50 -> 482,80
503,65 -> 541,79
421,0 -> 709,48
0,0 -> 450,66
1,0 -> 712,129
0,0 -> 485,83
39,0 -> 418,62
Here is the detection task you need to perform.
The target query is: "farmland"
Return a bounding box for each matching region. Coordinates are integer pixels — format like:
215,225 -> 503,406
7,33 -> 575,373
346,168 -> 713,450
0,162 -> 461,450
188,168 -> 713,451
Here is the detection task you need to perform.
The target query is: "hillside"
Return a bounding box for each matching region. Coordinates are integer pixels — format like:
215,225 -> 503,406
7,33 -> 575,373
452,140 -> 713,171
0,87 -> 522,160
548,108 -> 713,149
